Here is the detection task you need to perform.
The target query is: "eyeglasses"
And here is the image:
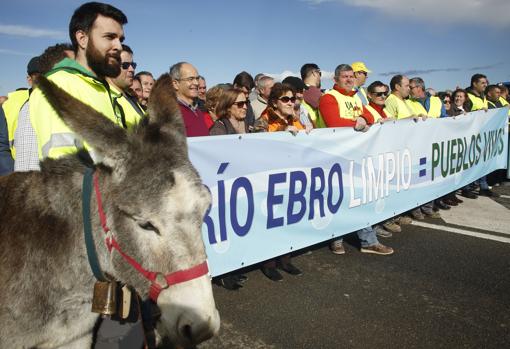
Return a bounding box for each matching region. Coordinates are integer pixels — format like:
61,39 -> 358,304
373,91 -> 388,97
410,85 -> 419,90
357,71 -> 368,76
443,100 -> 451,104
121,62 -> 137,69
279,96 -> 296,103
232,100 -> 249,108
314,69 -> 322,77
177,76 -> 200,83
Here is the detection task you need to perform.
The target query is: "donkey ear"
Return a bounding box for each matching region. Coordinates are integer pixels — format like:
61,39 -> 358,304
146,73 -> 186,137
35,75 -> 129,168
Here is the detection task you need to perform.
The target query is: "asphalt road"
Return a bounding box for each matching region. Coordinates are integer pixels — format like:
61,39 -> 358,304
200,185 -> 510,349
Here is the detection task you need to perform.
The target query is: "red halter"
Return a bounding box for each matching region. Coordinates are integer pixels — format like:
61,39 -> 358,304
93,171 -> 209,302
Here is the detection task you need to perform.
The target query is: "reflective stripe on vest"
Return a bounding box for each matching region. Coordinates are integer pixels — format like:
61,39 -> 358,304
355,87 -> 368,106
324,88 -> 363,121
41,132 -> 83,158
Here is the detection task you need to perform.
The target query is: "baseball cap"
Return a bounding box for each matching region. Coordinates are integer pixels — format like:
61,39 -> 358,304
351,61 -> 371,73
27,56 -> 41,75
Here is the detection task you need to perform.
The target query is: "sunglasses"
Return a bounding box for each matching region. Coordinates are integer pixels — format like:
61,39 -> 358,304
279,96 -> 297,103
232,100 -> 249,108
373,92 -> 388,97
121,62 -> 137,69
444,100 -> 451,104
314,69 -> 322,77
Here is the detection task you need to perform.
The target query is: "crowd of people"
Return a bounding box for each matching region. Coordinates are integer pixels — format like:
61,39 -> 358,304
1,2 -> 509,291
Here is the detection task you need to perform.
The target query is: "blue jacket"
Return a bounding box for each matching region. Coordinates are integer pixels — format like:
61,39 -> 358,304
0,107 -> 14,175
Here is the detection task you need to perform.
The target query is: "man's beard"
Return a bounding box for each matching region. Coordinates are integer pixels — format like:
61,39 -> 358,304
86,39 -> 121,78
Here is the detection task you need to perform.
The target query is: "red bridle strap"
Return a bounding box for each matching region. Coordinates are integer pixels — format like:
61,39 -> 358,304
93,172 -> 209,302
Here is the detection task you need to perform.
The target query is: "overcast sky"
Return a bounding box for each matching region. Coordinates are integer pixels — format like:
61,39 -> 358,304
1,0 -> 509,95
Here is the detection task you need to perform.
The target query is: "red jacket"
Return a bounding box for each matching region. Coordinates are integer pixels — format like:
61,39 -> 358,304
319,84 -> 374,127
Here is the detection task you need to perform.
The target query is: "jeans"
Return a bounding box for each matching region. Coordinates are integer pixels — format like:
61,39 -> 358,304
476,176 -> 489,190
334,226 -> 379,248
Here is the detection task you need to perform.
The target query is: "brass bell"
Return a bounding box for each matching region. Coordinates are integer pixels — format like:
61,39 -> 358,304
91,280 -> 118,315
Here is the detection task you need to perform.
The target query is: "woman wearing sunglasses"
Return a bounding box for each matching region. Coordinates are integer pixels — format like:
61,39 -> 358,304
253,83 -> 304,281
254,83 -> 305,134
209,88 -> 250,135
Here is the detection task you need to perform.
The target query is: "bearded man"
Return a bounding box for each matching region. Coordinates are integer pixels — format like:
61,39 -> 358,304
28,2 -> 129,161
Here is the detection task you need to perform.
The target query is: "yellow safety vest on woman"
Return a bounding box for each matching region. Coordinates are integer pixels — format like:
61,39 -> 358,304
324,88 -> 364,120
30,58 -> 141,160
365,104 -> 385,123
1,89 -> 29,158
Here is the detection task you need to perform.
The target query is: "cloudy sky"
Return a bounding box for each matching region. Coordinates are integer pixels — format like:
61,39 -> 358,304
0,0 -> 509,95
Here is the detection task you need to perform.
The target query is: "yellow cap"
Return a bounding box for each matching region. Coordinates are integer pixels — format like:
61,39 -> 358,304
351,61 -> 371,73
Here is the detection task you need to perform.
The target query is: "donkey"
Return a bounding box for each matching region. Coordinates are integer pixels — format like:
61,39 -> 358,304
0,73 -> 220,348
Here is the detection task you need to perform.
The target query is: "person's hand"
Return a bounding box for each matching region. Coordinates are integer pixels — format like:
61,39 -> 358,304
354,117 -> 367,131
420,114 -> 428,121
483,108 -> 488,113
304,124 -> 313,134
286,125 -> 299,136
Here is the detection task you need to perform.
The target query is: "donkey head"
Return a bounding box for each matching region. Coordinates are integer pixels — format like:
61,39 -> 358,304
36,74 -> 220,346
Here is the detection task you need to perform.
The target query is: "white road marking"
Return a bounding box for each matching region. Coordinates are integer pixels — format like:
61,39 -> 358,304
413,221 -> 510,244
500,194 -> 510,199
440,196 -> 510,235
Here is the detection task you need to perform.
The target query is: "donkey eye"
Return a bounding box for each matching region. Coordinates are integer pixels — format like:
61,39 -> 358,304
137,221 -> 161,235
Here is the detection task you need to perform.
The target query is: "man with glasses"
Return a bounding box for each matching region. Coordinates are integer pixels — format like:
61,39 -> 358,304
320,64 -> 393,256
301,63 -> 325,128
352,61 -> 371,106
28,2 -> 131,162
170,61 -> 209,137
406,77 -> 447,118
107,44 -> 145,121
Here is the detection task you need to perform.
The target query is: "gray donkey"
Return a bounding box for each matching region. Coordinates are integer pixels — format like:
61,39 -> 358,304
0,74 -> 220,348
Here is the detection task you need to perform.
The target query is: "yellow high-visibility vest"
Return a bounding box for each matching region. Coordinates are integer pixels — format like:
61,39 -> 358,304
302,100 -> 325,128
324,88 -> 363,121
30,58 -> 140,160
406,96 -> 443,118
365,104 -> 384,123
383,93 -> 414,119
467,92 -> 488,111
1,89 -> 29,158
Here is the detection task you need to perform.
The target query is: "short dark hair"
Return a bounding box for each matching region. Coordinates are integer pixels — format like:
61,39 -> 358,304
268,83 -> 296,109
69,2 -> 127,51
300,63 -> 319,80
470,73 -> 487,86
121,44 -> 133,54
485,84 -> 500,95
233,71 -> 255,90
334,64 -> 352,79
38,43 -> 73,74
390,75 -> 405,91
367,80 -> 387,94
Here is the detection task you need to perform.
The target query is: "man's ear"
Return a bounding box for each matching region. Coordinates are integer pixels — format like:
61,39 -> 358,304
75,30 -> 88,51
171,79 -> 179,92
